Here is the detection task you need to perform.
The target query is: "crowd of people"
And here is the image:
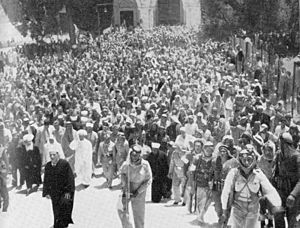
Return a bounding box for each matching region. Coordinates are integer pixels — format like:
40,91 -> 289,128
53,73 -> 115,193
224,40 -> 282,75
0,25 -> 299,228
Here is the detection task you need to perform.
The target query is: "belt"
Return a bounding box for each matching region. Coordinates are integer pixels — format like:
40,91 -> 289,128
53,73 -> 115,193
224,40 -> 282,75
236,197 -> 253,203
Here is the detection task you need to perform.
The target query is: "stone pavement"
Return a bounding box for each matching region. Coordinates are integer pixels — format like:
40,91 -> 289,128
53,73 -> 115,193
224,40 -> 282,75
0,168 -> 219,228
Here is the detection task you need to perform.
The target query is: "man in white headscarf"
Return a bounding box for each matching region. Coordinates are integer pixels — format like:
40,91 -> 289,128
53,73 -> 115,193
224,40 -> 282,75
70,129 -> 93,187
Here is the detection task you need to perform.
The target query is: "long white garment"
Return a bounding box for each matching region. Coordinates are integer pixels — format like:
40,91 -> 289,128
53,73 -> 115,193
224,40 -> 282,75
70,138 -> 93,185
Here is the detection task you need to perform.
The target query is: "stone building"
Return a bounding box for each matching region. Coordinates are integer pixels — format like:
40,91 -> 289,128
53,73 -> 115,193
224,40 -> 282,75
97,0 -> 201,29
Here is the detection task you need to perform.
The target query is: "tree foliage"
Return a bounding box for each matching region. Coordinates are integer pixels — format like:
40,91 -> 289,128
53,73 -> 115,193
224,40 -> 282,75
1,0 -> 65,39
202,0 -> 299,41
0,0 -> 109,41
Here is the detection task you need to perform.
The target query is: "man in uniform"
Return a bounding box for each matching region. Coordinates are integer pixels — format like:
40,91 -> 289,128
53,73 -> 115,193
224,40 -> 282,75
273,133 -> 300,228
118,145 -> 152,228
221,148 -> 282,228
114,132 -> 129,175
99,132 -> 115,189
190,141 -> 216,224
168,142 -> 188,205
0,143 -> 9,212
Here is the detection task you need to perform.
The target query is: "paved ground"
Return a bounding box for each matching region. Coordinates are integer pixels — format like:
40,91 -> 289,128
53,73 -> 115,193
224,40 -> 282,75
0,168 -> 219,228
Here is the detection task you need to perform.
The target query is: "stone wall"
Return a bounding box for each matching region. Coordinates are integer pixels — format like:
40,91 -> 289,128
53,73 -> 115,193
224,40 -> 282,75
112,0 -> 201,29
182,0 -> 201,28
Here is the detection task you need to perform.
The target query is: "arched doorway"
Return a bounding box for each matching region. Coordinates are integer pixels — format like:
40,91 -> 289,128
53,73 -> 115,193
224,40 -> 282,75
158,0 -> 181,25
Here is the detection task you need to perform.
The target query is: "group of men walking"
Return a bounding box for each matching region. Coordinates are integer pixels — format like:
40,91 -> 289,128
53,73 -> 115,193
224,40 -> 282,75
0,25 -> 299,228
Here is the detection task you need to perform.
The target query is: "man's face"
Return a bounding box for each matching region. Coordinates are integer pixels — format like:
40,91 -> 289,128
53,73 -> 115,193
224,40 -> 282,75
263,147 -> 274,160
180,130 -> 186,137
224,139 -> 233,148
240,154 -> 254,168
23,140 -> 31,147
49,151 -> 59,164
79,135 -> 85,141
130,151 -> 141,163
204,146 -> 214,157
194,142 -> 202,154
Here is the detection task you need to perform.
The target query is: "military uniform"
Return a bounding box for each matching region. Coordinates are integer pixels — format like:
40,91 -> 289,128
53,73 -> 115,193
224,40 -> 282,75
0,146 -> 9,212
118,147 -> 152,228
99,139 -> 115,188
273,144 -> 300,227
168,147 -> 187,204
222,149 -> 281,228
192,153 -> 216,222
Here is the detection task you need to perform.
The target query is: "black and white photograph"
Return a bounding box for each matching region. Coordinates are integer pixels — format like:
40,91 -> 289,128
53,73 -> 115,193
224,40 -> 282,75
0,0 -> 300,227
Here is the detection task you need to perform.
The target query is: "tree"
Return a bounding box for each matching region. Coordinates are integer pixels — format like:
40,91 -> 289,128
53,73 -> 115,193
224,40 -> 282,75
1,0 -> 112,42
1,0 -> 64,39
201,0 -> 298,39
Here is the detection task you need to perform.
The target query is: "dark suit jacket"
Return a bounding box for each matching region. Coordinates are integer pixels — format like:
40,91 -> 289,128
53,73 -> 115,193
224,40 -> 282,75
43,159 -> 75,199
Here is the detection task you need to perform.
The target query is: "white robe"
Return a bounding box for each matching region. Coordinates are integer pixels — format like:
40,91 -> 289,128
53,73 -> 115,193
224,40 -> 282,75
70,138 -> 93,185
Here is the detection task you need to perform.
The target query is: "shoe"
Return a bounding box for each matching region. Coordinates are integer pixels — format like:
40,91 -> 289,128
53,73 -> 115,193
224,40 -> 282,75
26,188 -> 32,196
108,186 -> 112,190
197,217 -> 204,224
181,202 -> 186,206
17,185 -> 23,190
173,201 -> 179,205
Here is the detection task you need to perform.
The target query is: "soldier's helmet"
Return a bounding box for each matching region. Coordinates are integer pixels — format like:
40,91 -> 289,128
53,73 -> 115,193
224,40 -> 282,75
238,145 -> 257,171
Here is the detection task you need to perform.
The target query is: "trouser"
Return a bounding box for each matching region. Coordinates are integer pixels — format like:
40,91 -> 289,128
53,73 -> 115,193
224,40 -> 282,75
274,207 -> 299,228
118,191 -> 146,228
102,161 -> 114,187
11,165 -> 25,186
0,176 -> 9,212
186,184 -> 196,213
231,206 -> 260,228
297,99 -> 300,114
274,192 -> 300,228
92,152 -> 97,174
260,197 -> 273,226
212,190 -> 223,218
152,179 -> 164,203
24,168 -> 42,189
172,172 -> 186,203
51,194 -> 74,228
196,187 -> 212,221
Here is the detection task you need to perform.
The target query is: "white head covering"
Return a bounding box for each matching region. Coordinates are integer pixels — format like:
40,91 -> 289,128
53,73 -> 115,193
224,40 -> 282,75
151,142 -> 160,149
86,122 -> 93,128
78,129 -> 87,136
23,134 -> 34,142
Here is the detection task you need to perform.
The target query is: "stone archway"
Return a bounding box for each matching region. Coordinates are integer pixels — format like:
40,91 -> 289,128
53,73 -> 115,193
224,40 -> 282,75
114,0 -> 138,27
